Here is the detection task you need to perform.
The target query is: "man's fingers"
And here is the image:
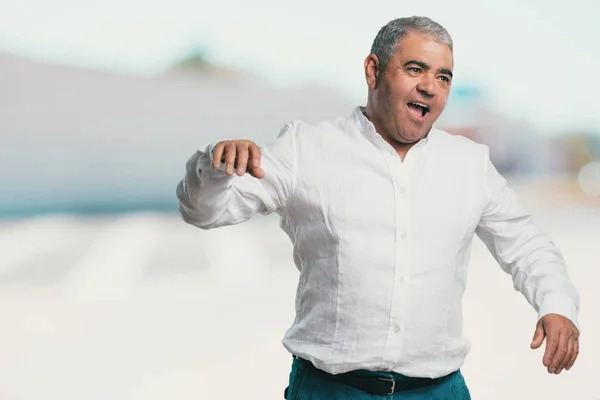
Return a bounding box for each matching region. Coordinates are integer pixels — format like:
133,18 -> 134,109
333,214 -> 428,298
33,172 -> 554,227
543,330 -> 559,368
211,140 -> 260,177
548,333 -> 568,373
531,321 -> 545,349
536,315 -> 580,374
212,143 -> 225,169
565,338 -> 579,370
247,144 -> 264,178
249,144 -> 262,169
557,338 -> 575,373
224,144 -> 237,175
235,143 -> 250,176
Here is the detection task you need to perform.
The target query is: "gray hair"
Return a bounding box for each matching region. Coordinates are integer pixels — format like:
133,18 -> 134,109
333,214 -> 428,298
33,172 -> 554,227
370,16 -> 453,75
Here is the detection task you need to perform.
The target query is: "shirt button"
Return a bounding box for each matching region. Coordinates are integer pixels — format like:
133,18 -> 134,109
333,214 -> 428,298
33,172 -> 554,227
400,277 -> 405,284
397,186 -> 406,195
400,230 -> 407,239
394,325 -> 400,332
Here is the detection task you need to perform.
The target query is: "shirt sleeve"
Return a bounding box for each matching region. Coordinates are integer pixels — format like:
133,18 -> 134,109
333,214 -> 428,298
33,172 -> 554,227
176,122 -> 296,229
475,147 -> 581,332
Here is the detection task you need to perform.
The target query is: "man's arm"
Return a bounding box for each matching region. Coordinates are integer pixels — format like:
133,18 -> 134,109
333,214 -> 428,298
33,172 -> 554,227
475,147 -> 580,374
176,122 -> 296,229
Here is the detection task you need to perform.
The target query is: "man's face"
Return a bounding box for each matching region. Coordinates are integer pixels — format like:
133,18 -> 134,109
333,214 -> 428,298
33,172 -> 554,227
366,33 -> 453,144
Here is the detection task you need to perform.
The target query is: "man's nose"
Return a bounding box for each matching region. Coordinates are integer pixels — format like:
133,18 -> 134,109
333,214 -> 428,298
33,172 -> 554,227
416,75 -> 436,98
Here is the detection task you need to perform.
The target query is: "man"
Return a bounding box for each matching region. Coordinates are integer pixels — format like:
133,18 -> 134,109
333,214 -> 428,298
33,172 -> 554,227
177,16 -> 580,399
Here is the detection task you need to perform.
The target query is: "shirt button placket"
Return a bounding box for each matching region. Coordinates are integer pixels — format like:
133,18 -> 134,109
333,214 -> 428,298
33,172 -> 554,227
389,160 -> 409,363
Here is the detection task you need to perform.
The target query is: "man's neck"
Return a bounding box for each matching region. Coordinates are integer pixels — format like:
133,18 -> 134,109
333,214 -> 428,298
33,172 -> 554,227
362,107 -> 420,161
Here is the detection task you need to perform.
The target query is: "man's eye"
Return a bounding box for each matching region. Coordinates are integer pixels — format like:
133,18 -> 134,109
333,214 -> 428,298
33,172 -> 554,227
409,68 -> 421,73
439,76 -> 450,83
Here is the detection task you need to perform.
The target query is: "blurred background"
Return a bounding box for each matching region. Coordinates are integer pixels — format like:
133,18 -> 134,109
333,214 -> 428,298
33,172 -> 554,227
0,0 -> 599,399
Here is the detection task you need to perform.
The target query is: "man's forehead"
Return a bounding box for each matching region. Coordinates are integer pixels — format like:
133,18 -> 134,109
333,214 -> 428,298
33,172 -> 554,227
393,36 -> 454,67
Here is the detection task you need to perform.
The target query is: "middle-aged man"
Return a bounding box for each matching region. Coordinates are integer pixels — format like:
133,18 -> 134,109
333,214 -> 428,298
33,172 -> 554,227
177,16 -> 580,399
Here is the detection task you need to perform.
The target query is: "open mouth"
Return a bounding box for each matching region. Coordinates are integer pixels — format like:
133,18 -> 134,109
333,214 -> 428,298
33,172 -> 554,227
407,102 -> 430,119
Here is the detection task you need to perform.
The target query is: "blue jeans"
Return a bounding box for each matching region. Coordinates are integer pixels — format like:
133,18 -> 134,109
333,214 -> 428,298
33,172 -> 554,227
285,357 -> 471,399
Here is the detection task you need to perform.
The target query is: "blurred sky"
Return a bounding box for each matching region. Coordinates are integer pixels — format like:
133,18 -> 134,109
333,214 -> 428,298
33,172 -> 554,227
1,0 -> 599,134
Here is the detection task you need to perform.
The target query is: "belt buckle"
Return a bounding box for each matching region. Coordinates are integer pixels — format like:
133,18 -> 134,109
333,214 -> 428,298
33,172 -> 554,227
376,377 -> 395,395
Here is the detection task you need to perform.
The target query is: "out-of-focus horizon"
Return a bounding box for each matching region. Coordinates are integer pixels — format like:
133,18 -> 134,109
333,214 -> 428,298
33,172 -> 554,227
1,0 -> 600,217
2,48 -> 600,216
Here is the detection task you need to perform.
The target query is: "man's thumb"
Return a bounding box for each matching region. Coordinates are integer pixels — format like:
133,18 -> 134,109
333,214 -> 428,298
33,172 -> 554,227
531,322 -> 545,349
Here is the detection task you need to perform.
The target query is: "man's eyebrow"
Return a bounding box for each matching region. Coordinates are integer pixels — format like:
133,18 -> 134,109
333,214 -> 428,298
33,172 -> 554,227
439,68 -> 453,78
403,60 -> 430,70
402,60 -> 453,79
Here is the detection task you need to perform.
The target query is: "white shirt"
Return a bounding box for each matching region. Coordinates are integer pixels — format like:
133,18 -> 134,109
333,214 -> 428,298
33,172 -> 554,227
176,106 -> 580,378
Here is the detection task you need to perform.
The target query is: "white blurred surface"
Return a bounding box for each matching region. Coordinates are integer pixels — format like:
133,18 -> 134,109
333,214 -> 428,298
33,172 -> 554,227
0,186 -> 598,400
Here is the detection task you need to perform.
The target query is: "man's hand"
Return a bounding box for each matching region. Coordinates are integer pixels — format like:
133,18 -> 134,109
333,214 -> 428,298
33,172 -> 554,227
212,140 -> 265,179
531,313 -> 580,374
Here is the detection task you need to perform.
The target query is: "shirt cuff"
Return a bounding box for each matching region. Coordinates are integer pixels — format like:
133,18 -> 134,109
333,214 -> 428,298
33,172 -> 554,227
537,293 -> 581,334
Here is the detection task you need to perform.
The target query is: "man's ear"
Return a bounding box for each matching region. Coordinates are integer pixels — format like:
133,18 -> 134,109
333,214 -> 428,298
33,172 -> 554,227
364,54 -> 380,89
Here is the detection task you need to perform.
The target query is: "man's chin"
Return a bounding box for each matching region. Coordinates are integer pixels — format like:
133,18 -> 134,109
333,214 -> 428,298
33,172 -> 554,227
399,126 -> 432,143
399,132 -> 427,144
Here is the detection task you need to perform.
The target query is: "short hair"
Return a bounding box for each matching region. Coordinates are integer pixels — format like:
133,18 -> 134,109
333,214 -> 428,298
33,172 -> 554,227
370,16 -> 453,74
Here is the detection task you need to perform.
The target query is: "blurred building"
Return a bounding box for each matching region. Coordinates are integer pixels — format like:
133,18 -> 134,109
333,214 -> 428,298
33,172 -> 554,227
0,53 -> 351,218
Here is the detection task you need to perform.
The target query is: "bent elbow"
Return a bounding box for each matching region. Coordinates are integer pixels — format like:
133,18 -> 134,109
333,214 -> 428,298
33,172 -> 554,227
178,204 -> 216,230
176,180 -> 215,230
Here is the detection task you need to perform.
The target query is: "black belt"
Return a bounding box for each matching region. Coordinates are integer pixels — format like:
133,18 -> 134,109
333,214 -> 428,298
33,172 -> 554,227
295,357 -> 450,396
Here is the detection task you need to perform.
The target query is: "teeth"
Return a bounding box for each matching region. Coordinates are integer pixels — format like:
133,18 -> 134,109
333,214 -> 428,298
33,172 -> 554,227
409,102 -> 429,118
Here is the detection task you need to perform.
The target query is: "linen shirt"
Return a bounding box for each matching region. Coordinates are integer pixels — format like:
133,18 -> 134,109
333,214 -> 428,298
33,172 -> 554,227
176,106 -> 580,378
